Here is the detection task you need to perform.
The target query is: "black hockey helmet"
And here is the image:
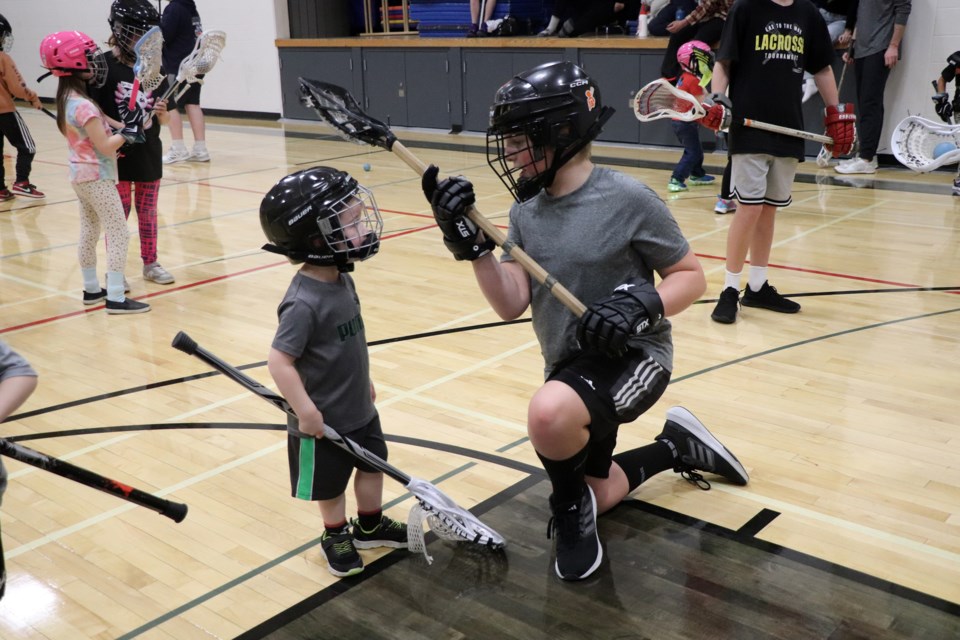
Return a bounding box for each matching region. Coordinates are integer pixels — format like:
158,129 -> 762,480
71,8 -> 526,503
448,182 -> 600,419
260,167 -> 383,271
486,61 -> 614,202
0,13 -> 12,53
109,0 -> 160,56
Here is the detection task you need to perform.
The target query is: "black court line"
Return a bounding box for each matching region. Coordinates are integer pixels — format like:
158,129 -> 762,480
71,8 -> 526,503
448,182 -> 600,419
737,508 -> 781,537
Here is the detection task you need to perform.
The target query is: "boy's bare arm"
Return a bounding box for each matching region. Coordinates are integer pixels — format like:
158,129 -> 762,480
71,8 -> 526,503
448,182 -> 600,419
267,347 -> 324,437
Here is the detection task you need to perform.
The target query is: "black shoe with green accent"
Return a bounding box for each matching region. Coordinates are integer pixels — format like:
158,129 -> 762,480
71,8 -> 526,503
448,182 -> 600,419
320,529 -> 364,577
352,515 -> 408,549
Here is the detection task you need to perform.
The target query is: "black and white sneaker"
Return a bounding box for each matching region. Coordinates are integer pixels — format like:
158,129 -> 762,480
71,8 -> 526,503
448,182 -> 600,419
656,406 -> 749,489
320,528 -> 364,577
82,288 -> 107,305
105,298 -> 151,315
548,484 -> 602,581
741,281 -> 800,314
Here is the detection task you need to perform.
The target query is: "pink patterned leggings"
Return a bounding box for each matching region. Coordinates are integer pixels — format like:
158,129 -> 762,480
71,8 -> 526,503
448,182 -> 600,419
116,180 -> 160,265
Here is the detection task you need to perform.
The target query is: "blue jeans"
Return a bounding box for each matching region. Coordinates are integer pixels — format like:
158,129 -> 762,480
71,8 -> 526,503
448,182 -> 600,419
671,120 -> 705,182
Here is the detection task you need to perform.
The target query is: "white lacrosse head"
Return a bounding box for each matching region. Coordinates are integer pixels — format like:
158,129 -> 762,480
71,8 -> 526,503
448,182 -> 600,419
405,477 -> 506,554
631,78 -> 706,123
132,26 -> 164,91
176,30 -> 226,83
891,115 -> 960,173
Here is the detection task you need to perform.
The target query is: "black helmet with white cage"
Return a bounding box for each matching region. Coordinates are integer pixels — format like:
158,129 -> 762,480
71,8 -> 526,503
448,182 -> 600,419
109,0 -> 160,58
260,167 -> 383,271
487,61 -> 614,202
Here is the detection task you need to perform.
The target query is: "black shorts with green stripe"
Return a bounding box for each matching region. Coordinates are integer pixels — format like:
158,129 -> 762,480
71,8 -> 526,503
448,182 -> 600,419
287,415 -> 387,501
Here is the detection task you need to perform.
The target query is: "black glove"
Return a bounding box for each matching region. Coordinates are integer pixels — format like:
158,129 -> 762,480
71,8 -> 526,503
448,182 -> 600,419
116,122 -> 144,144
577,281 -> 664,357
933,92 -> 953,123
422,164 -> 494,261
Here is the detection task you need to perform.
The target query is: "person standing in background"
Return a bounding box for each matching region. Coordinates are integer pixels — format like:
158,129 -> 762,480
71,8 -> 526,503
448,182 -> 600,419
0,13 -> 45,201
160,0 -> 208,163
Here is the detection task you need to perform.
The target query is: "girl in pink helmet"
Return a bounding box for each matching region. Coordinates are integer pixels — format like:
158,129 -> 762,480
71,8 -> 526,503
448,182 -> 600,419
667,40 -> 716,194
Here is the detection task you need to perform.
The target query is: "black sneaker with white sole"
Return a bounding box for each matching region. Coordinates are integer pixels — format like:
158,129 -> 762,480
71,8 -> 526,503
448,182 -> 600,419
548,484 -> 602,581
320,529 -> 364,577
105,298 -> 151,314
82,288 -> 107,305
656,406 -> 749,489
351,515 -> 408,549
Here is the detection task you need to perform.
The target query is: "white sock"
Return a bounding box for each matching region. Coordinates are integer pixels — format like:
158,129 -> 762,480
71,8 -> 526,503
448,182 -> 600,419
724,269 -> 742,292
193,140 -> 207,152
170,140 -> 187,152
105,271 -> 126,302
748,266 -> 768,292
82,267 -> 100,294
546,16 -> 560,31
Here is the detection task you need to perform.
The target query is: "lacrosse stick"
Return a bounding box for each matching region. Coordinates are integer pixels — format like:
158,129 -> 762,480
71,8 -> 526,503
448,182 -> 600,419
816,62 -> 850,168
298,76 -> 588,318
151,29 -> 226,114
0,437 -> 187,522
170,331 -> 506,563
891,115 -> 960,172
631,78 -> 832,144
127,26 -> 164,110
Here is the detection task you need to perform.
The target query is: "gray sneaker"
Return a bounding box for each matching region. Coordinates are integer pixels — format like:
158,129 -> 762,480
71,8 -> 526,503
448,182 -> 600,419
143,262 -> 175,284
162,146 -> 192,164
105,298 -> 151,315
656,406 -> 749,488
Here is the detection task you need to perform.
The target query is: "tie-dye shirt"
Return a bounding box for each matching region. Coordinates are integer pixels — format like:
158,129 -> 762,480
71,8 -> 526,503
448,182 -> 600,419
64,92 -> 117,183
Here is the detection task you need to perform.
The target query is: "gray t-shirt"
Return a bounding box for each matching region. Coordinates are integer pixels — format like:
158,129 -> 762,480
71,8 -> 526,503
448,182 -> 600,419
271,272 -> 376,435
502,166 -> 690,376
0,340 -> 38,503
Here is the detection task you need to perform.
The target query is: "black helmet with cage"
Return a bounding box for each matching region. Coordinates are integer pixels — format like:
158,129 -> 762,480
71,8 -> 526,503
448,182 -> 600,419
0,13 -> 12,53
487,60 -> 614,202
260,167 -> 383,272
109,0 -> 160,57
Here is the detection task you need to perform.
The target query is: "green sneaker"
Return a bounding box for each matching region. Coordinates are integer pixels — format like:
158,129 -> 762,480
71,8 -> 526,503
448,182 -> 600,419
320,529 -> 364,577
352,515 -> 409,549
668,178 -> 687,192
688,174 -> 716,186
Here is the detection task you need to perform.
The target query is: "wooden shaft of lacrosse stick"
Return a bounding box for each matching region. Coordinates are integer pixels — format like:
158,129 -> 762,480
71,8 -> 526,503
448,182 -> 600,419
389,141 -> 588,317
0,438 -> 187,522
170,332 -> 413,486
742,119 -> 832,145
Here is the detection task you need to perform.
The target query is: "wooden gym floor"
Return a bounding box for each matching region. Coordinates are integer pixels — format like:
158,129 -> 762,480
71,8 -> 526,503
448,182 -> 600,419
1,108 -> 958,639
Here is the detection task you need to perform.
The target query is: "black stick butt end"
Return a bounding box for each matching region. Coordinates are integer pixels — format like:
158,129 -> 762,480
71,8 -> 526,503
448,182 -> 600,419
171,331 -> 197,355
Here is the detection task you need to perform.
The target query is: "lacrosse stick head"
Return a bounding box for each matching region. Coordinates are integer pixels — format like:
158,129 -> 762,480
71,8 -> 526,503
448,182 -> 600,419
260,166 -> 383,271
631,78 -> 706,123
0,13 -> 13,53
109,0 -> 160,59
404,477 -> 506,563
891,116 -> 960,172
176,30 -> 226,83
131,26 -> 164,92
487,61 -> 614,202
39,31 -> 108,88
298,77 -> 398,151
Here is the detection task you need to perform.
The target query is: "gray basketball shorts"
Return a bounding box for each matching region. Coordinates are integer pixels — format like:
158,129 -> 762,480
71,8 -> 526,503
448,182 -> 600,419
548,349 -> 671,478
287,414 -> 387,501
730,153 -> 799,207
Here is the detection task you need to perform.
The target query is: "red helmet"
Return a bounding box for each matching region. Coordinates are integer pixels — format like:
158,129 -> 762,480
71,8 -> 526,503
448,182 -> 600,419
39,31 -> 107,87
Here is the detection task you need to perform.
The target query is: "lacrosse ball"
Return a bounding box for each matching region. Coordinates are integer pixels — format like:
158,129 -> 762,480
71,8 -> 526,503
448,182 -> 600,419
933,142 -> 957,159
363,163 -> 371,172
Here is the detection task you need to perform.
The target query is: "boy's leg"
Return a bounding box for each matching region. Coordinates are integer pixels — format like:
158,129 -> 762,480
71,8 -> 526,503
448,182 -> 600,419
2,112 -> 43,198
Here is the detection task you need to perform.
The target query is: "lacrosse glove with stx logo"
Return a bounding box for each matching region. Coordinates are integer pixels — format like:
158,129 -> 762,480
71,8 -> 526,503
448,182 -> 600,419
933,92 -> 954,123
422,164 -> 495,261
576,281 -> 664,358
700,93 -> 732,131
824,103 -> 857,157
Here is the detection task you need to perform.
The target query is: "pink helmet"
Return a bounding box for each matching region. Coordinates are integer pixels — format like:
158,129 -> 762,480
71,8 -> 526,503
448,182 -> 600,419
677,40 -> 714,77
39,31 -> 107,87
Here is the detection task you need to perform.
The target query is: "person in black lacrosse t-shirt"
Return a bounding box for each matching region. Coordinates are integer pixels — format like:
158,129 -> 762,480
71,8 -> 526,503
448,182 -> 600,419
701,0 -> 856,324
0,340 -> 39,600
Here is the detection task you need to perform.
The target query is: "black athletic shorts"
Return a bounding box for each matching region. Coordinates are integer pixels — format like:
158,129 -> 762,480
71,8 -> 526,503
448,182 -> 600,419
548,349 -> 671,478
287,414 -> 387,501
161,73 -> 203,110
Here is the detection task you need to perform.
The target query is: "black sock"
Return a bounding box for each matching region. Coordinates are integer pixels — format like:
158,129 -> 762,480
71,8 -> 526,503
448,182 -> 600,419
324,520 -> 349,535
356,510 -> 383,532
612,441 -> 676,493
537,446 -> 588,504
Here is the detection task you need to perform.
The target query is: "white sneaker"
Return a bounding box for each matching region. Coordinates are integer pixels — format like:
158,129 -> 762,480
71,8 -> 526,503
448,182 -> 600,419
834,156 -> 878,175
189,147 -> 210,162
162,147 -> 192,164
143,262 -> 175,284
801,78 -> 819,104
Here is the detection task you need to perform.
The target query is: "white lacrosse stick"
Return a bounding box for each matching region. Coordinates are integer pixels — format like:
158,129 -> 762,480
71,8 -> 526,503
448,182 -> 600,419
632,78 -> 832,144
156,29 -> 226,106
128,26 -> 164,110
891,115 -> 960,172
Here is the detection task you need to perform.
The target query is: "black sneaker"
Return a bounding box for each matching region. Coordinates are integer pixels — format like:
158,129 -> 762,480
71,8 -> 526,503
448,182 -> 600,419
351,515 -> 408,549
952,177 -> 960,196
656,406 -> 749,489
320,529 -> 364,577
82,288 -> 107,305
741,281 -> 800,314
548,485 -> 602,581
711,287 -> 740,324
105,298 -> 151,314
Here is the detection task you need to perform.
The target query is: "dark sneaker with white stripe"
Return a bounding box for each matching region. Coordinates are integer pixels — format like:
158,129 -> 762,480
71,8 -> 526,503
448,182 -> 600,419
320,528 -> 364,577
352,515 -> 408,549
656,406 -> 749,489
548,484 -> 602,581
741,281 -> 800,314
